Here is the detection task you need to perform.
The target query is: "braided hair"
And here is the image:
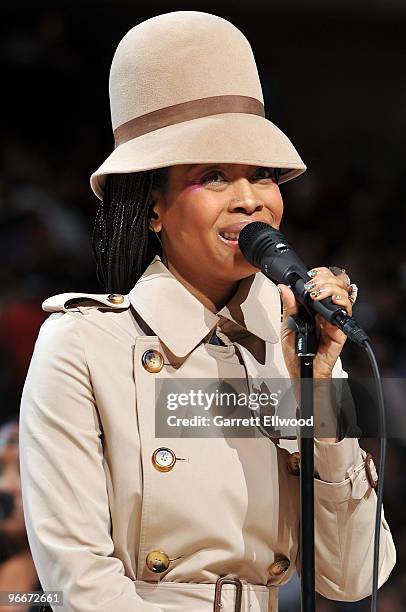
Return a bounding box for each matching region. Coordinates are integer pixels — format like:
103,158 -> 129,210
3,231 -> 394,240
92,167 -> 169,294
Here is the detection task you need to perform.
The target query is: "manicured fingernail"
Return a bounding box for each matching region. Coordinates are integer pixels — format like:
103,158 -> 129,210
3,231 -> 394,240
307,270 -> 318,277
334,294 -> 342,300
310,288 -> 325,297
304,282 -> 316,291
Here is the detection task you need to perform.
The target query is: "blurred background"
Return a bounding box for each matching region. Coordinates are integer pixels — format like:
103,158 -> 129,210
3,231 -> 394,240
0,1 -> 405,610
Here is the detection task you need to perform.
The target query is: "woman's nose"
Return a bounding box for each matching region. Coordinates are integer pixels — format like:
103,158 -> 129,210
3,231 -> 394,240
228,179 -> 263,213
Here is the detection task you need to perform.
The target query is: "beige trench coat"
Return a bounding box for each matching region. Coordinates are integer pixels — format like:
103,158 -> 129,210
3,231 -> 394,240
19,254 -> 396,612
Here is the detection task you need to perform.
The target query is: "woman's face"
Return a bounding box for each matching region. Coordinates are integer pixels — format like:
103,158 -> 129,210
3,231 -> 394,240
151,163 -> 284,283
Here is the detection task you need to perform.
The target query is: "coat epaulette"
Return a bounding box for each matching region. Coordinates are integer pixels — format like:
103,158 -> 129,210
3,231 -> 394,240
42,292 -> 131,313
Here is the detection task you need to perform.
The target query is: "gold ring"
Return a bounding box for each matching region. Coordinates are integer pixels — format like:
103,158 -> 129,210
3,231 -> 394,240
328,266 -> 351,287
348,283 -> 358,305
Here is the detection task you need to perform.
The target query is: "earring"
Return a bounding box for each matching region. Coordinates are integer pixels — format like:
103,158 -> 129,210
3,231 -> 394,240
148,219 -> 160,234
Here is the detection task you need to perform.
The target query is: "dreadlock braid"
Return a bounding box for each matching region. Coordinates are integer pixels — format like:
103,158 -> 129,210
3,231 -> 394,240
92,168 -> 169,294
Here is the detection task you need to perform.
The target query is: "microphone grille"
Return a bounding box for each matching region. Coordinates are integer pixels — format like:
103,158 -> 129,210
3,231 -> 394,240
238,221 -> 273,253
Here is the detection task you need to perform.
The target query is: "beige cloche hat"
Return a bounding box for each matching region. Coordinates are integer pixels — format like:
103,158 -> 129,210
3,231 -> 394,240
90,10 -> 307,200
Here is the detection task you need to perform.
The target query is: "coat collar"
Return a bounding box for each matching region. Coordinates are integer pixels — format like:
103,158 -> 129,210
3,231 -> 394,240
129,254 -> 281,357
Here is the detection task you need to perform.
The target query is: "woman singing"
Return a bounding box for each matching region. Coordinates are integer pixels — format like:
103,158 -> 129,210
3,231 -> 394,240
19,10 -> 395,612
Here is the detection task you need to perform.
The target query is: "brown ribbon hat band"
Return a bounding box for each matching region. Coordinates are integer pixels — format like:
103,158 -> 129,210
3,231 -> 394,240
114,95 -> 265,147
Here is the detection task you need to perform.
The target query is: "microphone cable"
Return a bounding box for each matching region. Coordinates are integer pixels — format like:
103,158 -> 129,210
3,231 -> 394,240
363,339 -> 386,612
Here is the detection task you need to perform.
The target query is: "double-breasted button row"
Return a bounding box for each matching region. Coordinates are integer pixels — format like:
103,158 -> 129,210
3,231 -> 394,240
152,447 -> 176,472
268,556 -> 290,576
287,451 -> 300,476
146,550 -> 170,573
146,548 -> 290,576
142,349 -> 164,373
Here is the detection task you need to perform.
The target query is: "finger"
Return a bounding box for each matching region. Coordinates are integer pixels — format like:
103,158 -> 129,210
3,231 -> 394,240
308,265 -> 348,284
308,266 -> 350,288
331,292 -> 353,317
307,282 -> 336,299
315,313 -> 347,342
278,284 -> 299,318
306,266 -> 330,279
305,273 -> 348,292
308,283 -> 353,316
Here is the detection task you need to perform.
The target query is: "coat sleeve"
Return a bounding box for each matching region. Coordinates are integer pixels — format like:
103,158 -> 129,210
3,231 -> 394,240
295,358 -> 396,601
19,312 -> 164,612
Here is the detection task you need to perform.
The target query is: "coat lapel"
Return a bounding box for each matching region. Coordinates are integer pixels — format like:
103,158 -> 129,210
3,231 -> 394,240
129,254 -> 281,357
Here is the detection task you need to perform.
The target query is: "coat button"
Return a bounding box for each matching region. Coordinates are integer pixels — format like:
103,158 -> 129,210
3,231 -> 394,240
268,556 -> 290,577
107,293 -> 124,304
146,550 -> 170,573
152,447 -> 176,472
141,349 -> 164,373
287,451 -> 300,476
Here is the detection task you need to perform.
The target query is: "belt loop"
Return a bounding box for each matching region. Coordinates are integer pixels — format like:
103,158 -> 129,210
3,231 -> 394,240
214,576 -> 243,612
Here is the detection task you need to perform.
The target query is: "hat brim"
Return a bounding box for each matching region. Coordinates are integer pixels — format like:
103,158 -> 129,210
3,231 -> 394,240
90,112 -> 306,200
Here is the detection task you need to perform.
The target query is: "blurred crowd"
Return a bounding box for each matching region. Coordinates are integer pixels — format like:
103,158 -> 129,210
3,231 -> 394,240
0,3 -> 405,610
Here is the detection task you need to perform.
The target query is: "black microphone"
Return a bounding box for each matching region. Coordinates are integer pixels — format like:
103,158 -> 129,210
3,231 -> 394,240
238,221 -> 369,347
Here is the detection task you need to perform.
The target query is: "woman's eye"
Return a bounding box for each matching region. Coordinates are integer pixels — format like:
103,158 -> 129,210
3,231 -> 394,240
252,167 -> 275,181
200,170 -> 226,184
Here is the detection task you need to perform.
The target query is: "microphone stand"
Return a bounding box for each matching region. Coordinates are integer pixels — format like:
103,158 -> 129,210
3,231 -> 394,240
288,305 -> 319,612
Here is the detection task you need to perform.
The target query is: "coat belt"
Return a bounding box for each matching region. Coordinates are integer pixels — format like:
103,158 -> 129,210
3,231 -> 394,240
133,579 -> 279,612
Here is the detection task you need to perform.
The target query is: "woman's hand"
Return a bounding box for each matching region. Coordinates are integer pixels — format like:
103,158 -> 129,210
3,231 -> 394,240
278,267 -> 353,380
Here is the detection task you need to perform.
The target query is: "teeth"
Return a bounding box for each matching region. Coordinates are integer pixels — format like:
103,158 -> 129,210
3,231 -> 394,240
221,232 -> 240,240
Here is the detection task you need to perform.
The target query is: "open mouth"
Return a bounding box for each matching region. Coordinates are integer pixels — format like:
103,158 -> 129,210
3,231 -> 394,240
218,231 -> 240,245
217,220 -> 255,249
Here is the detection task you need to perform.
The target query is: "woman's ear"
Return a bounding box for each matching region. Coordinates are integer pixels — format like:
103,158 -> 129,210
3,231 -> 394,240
149,189 -> 164,232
